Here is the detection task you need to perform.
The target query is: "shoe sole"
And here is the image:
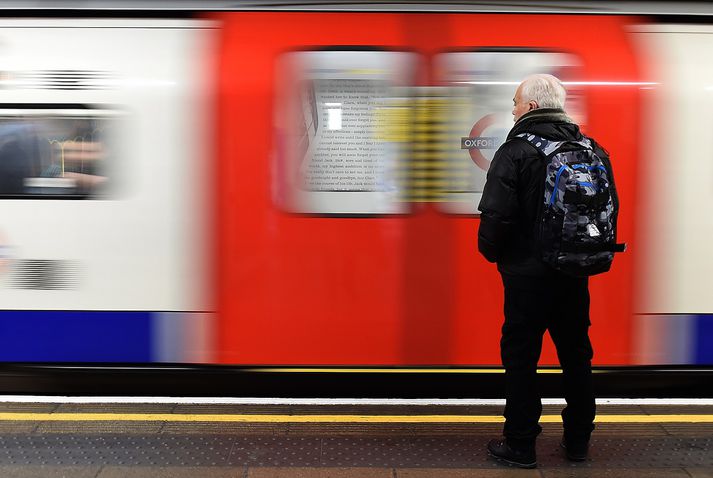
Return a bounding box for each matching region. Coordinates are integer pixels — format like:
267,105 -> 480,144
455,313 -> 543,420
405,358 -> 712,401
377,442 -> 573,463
560,442 -> 587,462
487,450 -> 537,469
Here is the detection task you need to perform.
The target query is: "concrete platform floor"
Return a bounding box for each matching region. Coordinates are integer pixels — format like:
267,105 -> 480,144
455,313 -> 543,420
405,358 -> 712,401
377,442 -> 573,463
0,402 -> 710,477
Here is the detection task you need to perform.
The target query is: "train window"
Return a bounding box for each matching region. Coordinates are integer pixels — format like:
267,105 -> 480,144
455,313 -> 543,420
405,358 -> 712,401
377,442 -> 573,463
273,50 -> 417,215
0,104 -> 119,199
433,50 -> 586,215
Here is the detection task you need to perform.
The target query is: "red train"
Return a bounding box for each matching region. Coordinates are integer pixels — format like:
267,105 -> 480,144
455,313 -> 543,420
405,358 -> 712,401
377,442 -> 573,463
0,4 -> 710,373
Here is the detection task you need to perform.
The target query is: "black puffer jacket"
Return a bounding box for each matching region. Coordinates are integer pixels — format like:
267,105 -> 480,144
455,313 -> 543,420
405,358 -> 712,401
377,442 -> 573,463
477,108 -> 614,277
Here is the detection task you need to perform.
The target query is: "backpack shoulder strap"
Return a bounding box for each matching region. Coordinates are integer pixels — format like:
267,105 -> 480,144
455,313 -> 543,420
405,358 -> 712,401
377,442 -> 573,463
516,133 -> 592,156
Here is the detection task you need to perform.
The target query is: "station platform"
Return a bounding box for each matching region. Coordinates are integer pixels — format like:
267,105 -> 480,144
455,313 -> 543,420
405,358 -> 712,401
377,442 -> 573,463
0,398 -> 711,477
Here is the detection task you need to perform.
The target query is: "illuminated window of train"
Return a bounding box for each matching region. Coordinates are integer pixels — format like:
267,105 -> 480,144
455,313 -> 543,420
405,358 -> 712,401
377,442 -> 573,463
0,105 -> 118,199
274,50 -> 416,215
434,50 -> 586,215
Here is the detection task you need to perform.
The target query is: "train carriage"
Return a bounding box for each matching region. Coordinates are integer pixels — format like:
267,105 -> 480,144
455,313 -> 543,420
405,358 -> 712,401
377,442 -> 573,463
0,1 -> 710,395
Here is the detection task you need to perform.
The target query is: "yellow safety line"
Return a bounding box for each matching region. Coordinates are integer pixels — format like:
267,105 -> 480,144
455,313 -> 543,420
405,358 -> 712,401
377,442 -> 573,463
241,368 -> 566,374
0,413 -> 711,423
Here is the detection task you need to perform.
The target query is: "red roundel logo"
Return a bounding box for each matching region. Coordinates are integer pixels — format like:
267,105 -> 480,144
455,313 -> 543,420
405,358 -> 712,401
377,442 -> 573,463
462,113 -> 497,172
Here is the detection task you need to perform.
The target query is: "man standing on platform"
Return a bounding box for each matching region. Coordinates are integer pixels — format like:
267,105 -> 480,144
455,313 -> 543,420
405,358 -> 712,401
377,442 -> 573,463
478,74 -> 623,468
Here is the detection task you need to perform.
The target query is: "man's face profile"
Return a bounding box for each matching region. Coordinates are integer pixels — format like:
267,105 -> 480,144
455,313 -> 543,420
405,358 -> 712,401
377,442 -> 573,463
512,83 -> 536,122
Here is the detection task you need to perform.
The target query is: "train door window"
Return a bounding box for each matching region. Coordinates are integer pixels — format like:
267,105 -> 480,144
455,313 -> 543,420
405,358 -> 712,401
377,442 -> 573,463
0,104 -> 119,199
433,50 -> 586,215
273,49 -> 418,215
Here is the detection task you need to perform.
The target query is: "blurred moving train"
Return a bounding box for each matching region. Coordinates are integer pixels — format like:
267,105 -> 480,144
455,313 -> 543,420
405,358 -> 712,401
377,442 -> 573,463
0,2 -> 711,370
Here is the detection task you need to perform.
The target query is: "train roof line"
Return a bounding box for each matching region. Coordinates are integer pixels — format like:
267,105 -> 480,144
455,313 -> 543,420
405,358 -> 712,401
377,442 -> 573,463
0,1 -> 711,17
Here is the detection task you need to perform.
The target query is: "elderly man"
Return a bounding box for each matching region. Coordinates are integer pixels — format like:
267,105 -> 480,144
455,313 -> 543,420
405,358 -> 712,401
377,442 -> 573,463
478,74 -> 616,468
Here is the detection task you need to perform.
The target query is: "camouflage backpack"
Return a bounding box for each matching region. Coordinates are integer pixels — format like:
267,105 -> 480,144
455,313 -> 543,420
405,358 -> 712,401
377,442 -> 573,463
516,133 -> 626,277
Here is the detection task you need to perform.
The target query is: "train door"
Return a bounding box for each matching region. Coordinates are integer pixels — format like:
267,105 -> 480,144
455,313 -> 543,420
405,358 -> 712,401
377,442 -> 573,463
215,12 -> 641,366
441,14 -> 642,365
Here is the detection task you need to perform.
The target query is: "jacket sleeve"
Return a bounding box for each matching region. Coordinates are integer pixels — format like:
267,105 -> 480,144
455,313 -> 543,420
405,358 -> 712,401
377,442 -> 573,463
477,142 -> 520,263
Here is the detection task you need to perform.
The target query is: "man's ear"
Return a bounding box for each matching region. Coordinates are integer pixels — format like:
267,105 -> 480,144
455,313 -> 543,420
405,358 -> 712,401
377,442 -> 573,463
528,101 -> 538,111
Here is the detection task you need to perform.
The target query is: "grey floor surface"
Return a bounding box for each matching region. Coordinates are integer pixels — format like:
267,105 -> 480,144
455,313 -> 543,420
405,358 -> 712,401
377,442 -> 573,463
0,403 -> 709,477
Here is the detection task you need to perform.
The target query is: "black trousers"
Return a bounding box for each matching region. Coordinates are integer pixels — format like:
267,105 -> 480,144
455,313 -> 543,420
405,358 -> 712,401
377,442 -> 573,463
500,272 -> 595,449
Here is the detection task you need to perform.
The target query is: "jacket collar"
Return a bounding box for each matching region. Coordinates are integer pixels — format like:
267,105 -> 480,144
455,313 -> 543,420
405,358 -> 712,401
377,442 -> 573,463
508,108 -> 574,140
507,108 -> 582,141
514,108 -> 572,128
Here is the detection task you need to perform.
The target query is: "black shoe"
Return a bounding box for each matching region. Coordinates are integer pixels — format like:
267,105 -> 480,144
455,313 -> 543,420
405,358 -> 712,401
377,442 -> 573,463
487,438 -> 537,469
560,438 -> 589,461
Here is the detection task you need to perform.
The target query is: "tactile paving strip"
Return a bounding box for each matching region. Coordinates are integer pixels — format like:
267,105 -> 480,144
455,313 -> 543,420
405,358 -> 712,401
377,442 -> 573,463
0,435 -> 711,468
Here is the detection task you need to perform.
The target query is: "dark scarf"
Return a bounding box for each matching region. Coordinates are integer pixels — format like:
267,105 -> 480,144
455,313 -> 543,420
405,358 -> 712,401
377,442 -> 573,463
507,108 -> 574,140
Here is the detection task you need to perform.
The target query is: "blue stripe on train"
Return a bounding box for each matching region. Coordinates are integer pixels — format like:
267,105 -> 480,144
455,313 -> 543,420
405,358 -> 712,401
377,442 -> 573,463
0,311 -> 153,362
694,314 -> 713,365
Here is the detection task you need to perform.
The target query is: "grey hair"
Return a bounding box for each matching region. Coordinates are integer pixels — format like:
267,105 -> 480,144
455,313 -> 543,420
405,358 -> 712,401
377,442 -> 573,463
520,74 -> 566,109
